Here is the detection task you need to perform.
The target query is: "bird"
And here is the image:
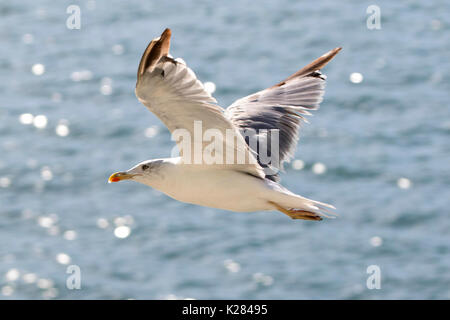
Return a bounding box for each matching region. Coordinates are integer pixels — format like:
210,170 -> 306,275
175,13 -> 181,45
109,28 -> 341,221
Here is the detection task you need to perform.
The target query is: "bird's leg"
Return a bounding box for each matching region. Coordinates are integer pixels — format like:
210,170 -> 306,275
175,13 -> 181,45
269,201 -> 322,221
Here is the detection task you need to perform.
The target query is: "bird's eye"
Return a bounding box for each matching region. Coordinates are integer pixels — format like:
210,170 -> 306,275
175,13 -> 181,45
142,164 -> 149,171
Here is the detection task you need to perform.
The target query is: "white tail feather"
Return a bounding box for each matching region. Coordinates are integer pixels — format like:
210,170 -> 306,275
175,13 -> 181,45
270,189 -> 337,219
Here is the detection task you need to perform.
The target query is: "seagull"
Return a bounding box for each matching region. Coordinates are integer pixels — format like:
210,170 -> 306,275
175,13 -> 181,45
109,28 -> 341,221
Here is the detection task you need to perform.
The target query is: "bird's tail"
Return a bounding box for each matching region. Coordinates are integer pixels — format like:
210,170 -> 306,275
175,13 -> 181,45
268,190 -> 337,221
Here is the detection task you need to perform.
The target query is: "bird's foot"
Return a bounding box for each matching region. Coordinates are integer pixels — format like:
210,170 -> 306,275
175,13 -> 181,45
285,209 -> 322,221
269,202 -> 323,221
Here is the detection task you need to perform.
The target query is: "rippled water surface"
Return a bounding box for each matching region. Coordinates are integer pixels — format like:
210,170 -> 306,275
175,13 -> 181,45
1,0 -> 449,299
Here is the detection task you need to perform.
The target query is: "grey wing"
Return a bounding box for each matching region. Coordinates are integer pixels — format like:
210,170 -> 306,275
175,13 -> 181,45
225,47 -> 341,181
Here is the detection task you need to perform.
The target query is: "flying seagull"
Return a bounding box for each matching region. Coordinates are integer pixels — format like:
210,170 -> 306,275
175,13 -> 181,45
109,28 -> 341,221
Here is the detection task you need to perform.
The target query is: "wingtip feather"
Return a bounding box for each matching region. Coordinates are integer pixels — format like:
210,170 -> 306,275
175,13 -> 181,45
275,46 -> 342,87
137,28 -> 172,83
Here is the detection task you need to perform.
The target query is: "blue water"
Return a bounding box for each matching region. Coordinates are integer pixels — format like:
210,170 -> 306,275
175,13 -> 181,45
1,0 -> 449,299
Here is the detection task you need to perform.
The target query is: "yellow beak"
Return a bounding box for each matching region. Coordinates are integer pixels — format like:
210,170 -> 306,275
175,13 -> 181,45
108,172 -> 134,183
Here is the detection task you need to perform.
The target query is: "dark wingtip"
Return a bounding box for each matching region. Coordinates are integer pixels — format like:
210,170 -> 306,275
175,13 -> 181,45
327,47 -> 342,60
161,28 -> 172,38
274,46 -> 342,87
137,28 -> 172,84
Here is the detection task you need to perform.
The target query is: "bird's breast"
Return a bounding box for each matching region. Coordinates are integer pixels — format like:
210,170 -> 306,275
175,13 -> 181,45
152,165 -> 272,212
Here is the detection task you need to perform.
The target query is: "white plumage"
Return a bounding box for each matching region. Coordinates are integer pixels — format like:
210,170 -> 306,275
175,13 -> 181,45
109,28 -> 341,221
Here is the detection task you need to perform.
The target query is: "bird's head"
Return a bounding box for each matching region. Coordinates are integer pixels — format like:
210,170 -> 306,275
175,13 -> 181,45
108,160 -> 162,184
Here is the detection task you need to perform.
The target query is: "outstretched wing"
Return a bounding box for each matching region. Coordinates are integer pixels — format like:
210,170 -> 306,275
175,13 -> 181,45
225,47 -> 341,181
135,28 -> 264,179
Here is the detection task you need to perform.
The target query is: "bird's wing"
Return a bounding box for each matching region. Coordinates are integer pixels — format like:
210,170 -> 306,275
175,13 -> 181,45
225,47 -> 341,181
135,29 -> 264,179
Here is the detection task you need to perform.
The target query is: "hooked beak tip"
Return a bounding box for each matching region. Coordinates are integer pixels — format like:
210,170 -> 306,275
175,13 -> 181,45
108,172 -> 132,183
